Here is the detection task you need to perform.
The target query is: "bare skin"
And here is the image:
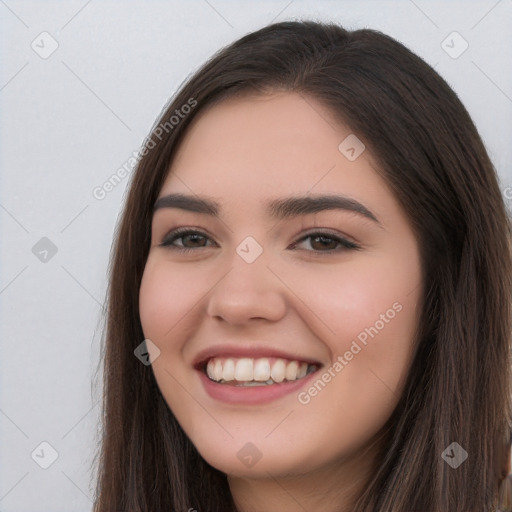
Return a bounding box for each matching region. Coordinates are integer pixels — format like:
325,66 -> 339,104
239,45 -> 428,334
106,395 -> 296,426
139,91 -> 423,511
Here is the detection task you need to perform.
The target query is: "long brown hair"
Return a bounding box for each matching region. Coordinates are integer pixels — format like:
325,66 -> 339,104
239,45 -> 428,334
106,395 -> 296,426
91,20 -> 512,511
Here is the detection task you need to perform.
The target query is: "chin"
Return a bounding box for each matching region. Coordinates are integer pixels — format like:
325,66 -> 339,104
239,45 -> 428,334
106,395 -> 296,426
193,438 -> 311,479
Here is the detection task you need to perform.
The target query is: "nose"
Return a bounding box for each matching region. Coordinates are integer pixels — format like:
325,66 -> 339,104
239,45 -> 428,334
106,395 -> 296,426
205,252 -> 287,326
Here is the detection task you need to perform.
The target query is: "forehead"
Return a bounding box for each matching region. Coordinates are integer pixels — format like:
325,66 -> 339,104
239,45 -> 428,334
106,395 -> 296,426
157,92 -> 395,224
170,91 -> 349,177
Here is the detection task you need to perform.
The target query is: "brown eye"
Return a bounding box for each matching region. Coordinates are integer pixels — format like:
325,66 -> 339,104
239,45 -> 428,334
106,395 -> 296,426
160,229 -> 215,251
291,231 -> 360,253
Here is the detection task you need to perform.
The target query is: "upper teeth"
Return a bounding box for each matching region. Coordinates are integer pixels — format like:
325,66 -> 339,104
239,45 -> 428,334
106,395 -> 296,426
206,357 -> 313,383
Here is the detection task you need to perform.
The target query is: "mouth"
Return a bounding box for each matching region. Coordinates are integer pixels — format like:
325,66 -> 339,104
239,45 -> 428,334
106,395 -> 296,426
199,356 -> 320,387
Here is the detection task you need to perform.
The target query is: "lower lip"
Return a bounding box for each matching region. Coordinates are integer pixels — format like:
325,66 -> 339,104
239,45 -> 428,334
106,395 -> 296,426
197,368 -> 320,405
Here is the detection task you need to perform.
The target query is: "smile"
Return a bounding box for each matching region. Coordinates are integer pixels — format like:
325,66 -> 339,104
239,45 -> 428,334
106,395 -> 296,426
205,356 -> 318,386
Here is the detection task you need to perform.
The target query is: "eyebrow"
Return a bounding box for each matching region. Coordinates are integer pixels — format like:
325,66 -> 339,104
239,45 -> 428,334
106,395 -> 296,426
153,193 -> 382,226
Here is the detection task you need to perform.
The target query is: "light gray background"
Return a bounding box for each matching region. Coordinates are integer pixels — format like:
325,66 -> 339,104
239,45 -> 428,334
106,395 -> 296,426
1,1 -> 511,510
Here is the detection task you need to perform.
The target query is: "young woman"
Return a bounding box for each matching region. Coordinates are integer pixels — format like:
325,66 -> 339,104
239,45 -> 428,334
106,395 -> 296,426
91,20 -> 512,511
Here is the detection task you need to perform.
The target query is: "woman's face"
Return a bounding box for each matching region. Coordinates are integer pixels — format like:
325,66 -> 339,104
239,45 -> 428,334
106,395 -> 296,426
139,92 -> 422,481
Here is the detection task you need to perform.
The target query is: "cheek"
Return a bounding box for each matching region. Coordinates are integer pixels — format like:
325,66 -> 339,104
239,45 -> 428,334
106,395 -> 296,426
290,249 -> 420,401
139,266 -> 170,341
139,258 -> 204,342
138,259 -> 202,419
291,271 -> 419,465
286,253 -> 417,345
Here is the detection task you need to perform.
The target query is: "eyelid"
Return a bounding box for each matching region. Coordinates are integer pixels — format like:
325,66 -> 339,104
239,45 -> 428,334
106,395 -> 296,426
294,227 -> 360,246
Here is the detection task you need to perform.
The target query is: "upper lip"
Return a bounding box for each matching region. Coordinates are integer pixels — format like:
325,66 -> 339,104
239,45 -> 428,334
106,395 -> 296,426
192,344 -> 323,370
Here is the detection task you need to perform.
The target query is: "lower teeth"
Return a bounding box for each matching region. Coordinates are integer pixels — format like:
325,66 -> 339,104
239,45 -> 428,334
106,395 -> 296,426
235,379 -> 275,387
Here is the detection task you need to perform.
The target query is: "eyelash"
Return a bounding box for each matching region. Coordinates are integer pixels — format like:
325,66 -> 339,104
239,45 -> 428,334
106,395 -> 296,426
158,227 -> 361,255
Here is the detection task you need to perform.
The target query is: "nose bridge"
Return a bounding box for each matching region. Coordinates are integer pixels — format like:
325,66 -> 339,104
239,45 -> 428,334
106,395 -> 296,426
206,238 -> 286,324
